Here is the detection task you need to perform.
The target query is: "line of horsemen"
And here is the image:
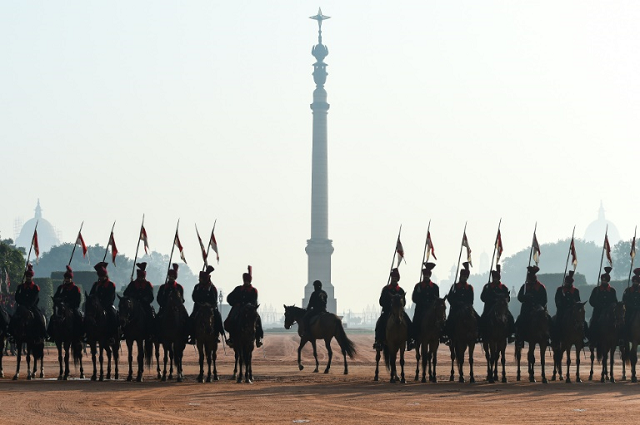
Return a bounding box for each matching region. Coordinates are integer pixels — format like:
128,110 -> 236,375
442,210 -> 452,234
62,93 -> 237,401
2,261 -> 265,349
371,261 -> 640,351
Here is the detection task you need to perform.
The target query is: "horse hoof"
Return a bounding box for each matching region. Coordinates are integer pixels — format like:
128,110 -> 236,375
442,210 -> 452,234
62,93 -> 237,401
588,375 -> 593,381
313,369 -> 318,373
431,377 -> 437,383
542,377 -> 548,384
127,375 -> 133,382
501,377 -> 507,383
551,375 -> 556,381
197,375 -> 204,383
245,379 -> 252,384
373,376 -> 378,382
99,376 -> 104,382
400,378 -> 406,384
177,376 -> 183,383
632,376 -> 637,383
470,377 -> 475,384
136,376 -> 143,383
57,375 -> 63,381
299,365 -> 304,371
390,378 -> 396,383
114,373 -> 119,380
80,374 -> 85,379
421,377 -> 427,383
213,375 -> 219,381
206,377 -> 211,383
576,377 -> 583,383
0,372 -> 3,378
323,369 -> 329,374
107,373 -> 111,380
91,375 -> 97,381
12,375 -> 18,381
488,378 -> 494,384
610,378 -> 616,384
27,375 -> 32,381
161,376 -> 167,382
169,374 -> 173,380
600,377 -> 605,383
63,375 -> 69,381
458,377 -> 465,383
529,377 -> 536,383
157,373 -> 162,380
449,375 -> 455,382
236,378 -> 242,384
344,370 -> 348,375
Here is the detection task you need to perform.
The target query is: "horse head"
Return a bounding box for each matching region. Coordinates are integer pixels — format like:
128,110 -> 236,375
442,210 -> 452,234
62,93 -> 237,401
390,294 -> 405,320
118,295 -> 135,328
283,304 -> 303,329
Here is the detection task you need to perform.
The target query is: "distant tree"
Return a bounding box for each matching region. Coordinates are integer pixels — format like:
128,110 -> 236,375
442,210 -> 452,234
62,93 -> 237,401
0,239 -> 26,294
611,240 -> 635,281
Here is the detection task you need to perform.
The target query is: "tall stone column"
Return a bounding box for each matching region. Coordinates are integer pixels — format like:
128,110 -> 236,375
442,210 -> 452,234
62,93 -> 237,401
303,9 -> 336,314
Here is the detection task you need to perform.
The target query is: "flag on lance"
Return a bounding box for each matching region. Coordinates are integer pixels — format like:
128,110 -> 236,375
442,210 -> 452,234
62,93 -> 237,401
495,230 -> 504,264
33,229 -> 40,264
532,232 -> 541,266
174,231 -> 187,264
631,233 -> 637,260
140,226 -> 149,254
196,226 -> 207,264
209,228 -> 219,264
108,231 -> 118,265
426,231 -> 437,261
462,231 -> 472,267
604,234 -> 612,267
570,237 -> 578,270
396,236 -> 406,267
76,231 -> 88,258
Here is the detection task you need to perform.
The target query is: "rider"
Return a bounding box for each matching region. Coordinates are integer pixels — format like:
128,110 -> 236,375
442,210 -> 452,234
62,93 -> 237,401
373,268 -> 414,351
623,268 -> 640,341
224,266 -> 264,348
157,263 -> 188,327
13,263 -> 47,341
90,261 -> 119,345
589,266 -> 618,343
301,280 -> 328,339
445,262 -> 478,343
48,265 -> 83,342
189,265 -> 223,344
554,270 -> 587,342
122,262 -> 156,337
411,262 -> 439,343
515,265 -> 548,347
480,265 -> 515,342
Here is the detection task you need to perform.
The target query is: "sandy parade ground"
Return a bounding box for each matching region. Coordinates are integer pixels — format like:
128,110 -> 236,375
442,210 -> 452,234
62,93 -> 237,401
0,331 -> 639,425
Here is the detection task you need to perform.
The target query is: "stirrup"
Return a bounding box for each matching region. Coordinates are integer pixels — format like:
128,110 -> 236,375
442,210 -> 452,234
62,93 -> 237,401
256,338 -> 263,348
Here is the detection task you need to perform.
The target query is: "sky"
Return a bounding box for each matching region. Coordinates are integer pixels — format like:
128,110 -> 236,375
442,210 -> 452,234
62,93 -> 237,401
2,1 -> 639,313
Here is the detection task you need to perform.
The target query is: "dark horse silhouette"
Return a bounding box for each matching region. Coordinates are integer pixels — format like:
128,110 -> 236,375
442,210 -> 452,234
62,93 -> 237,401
50,298 -> 84,380
232,303 -> 260,383
551,301 -> 587,383
482,295 -> 510,383
283,305 -> 356,375
193,302 -> 221,383
374,294 -> 408,383
84,292 -> 119,381
414,298 -> 446,383
118,295 -> 153,382
0,304 -> 9,378
515,305 -> 550,383
447,303 -> 478,383
589,301 -> 625,383
157,289 -> 188,382
9,305 -> 44,380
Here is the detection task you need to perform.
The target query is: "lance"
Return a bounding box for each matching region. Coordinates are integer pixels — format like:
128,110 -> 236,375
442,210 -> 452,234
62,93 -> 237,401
596,225 -> 608,287
561,225 -> 576,286
165,219 -> 180,284
22,220 -> 39,283
628,226 -> 637,288
453,222 -> 468,293
486,219 -> 502,285
103,221 -> 116,262
130,214 -> 145,282
386,225 -> 402,286
68,221 -> 84,266
524,222 -> 537,294
203,219 -> 217,272
418,220 -> 431,282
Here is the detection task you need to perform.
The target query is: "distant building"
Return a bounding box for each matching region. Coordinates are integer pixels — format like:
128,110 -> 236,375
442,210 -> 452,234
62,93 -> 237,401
584,202 -> 621,245
15,200 -> 60,254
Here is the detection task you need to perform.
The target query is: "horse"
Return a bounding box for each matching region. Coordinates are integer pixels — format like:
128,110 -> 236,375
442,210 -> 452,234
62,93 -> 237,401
283,305 -> 356,375
414,298 -> 446,383
551,301 -> 587,383
621,307 -> 640,382
50,298 -> 84,380
84,292 -> 119,381
481,295 -> 510,383
157,289 -> 188,382
118,295 -> 153,382
589,301 -> 625,383
447,303 -> 478,383
232,303 -> 260,383
193,302 -> 221,383
515,304 -> 550,383
0,304 -> 9,378
9,305 -> 44,380
374,293 -> 408,383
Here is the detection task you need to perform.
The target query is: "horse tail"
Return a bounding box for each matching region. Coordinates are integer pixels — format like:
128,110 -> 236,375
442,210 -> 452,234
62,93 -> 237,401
620,342 -> 631,364
334,321 -> 356,359
144,339 -> 154,368
72,342 -> 83,367
383,345 -> 391,371
596,344 -> 603,363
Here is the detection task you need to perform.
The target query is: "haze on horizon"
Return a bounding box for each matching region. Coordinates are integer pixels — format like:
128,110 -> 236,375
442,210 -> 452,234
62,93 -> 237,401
2,2 -> 638,313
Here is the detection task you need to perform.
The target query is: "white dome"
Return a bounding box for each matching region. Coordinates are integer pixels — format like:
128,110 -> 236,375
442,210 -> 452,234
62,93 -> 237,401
15,200 -> 60,254
583,202 -> 621,246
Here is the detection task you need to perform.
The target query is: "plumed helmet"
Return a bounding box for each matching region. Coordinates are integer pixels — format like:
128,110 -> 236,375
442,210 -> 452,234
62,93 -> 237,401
601,266 -> 612,282
242,265 -> 253,283
390,268 -> 400,281
527,265 -> 540,276
168,263 -> 179,278
633,268 -> 640,283
460,262 -> 471,278
64,265 -> 73,279
422,262 -> 436,273
199,265 -> 215,281
136,262 -> 147,279
313,280 -> 322,289
94,262 -> 108,277
564,270 -> 575,284
24,263 -> 35,278
491,264 -> 501,281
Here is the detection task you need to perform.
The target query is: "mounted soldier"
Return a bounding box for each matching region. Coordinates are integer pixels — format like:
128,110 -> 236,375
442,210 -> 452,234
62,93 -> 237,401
301,280 -> 328,339
224,266 -> 264,348
515,265 -> 548,346
89,261 -> 119,345
122,262 -> 155,337
373,268 -> 414,351
480,265 -> 515,342
13,264 -> 47,341
157,263 -> 187,320
189,265 -> 223,344
554,270 -> 587,342
623,268 -> 640,340
49,265 -> 83,341
589,266 -> 618,329
445,262 -> 477,342
412,262 -> 439,343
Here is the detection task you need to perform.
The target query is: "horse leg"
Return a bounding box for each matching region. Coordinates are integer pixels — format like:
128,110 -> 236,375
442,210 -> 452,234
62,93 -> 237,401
432,344 -> 439,383
484,343 -> 493,383
57,343 -> 64,380
297,339 -> 307,371
136,339 -> 144,382
64,342 -> 71,380
324,339 -> 332,374
98,346 -> 105,381
527,345 -> 536,383
12,342 -> 21,380
589,346 -> 594,381
516,345 -> 521,381
206,345 -> 212,382
610,348 -> 616,383
26,346 -> 32,380
501,346 -> 507,383
449,345 -> 455,382
197,343 -> 205,383
565,347 -> 572,383
112,341 -> 119,380
374,348 -> 381,381
311,340 -> 319,373
161,345 -> 168,381
246,349 -> 253,383
212,344 -> 219,381
415,343 -> 421,381
575,345 -> 583,383
632,343 -> 638,383
169,347 -> 174,380
90,343 -> 97,381
540,344 -> 547,384
154,341 -> 161,380
233,351 -> 240,382
400,347 -> 406,383
468,344 -> 475,384
457,346 -> 465,383
237,350 -> 244,384
421,345 -> 428,383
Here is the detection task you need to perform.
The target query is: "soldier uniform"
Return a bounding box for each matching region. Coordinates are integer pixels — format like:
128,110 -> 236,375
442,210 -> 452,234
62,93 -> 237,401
373,268 -> 414,350
516,266 -> 548,345
445,262 -> 478,342
623,268 -> 640,339
48,265 -> 83,341
224,266 -> 264,348
189,265 -> 223,344
301,280 -> 328,338
122,262 -> 156,335
13,264 -> 47,340
411,262 -> 439,342
589,266 -> 618,327
554,270 -> 587,341
480,265 -> 515,341
90,262 -> 119,344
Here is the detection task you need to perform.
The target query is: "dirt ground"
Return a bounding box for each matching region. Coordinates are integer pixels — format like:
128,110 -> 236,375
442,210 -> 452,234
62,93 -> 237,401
0,331 -> 638,424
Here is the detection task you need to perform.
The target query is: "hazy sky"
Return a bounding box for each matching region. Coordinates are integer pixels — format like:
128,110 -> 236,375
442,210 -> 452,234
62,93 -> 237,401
2,2 -> 639,312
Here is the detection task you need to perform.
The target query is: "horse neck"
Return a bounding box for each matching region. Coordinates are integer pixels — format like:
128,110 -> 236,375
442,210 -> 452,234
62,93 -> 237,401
291,307 -> 306,322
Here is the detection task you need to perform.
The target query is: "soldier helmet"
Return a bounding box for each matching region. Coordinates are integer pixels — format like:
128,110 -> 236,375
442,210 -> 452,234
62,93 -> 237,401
313,280 -> 322,289
633,268 -> 640,283
564,270 -> 574,284
527,265 -> 540,276
136,262 -> 147,279
199,265 -> 214,280
242,265 -> 252,283
64,265 -> 74,279
491,264 -> 501,281
24,263 -> 35,278
94,262 -> 108,277
390,268 -> 400,280
168,263 -> 179,279
422,262 -> 436,273
460,262 -> 471,278
601,266 -> 612,282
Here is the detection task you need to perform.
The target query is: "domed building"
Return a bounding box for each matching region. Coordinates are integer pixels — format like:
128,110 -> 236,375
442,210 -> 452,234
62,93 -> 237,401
584,202 -> 621,246
15,200 -> 60,254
